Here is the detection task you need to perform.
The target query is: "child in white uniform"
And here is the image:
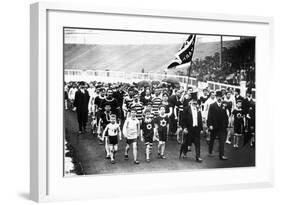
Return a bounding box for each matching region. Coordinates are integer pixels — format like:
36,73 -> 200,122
123,109 -> 140,164
102,114 -> 121,164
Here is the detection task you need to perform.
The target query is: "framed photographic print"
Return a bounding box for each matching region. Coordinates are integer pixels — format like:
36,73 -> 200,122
30,2 -> 274,202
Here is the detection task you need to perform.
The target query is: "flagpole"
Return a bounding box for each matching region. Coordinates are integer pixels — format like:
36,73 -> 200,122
187,61 -> 192,90
220,35 -> 222,69
187,35 -> 195,90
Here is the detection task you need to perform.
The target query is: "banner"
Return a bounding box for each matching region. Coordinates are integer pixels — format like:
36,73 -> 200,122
167,34 -> 196,69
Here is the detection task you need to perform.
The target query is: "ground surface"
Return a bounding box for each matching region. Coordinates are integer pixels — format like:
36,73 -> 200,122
64,110 -> 255,176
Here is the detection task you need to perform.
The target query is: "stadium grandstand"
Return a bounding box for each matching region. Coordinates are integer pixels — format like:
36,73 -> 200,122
65,37 -> 254,85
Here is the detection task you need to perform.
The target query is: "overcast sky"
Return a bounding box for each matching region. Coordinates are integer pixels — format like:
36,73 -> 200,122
64,28 -> 241,45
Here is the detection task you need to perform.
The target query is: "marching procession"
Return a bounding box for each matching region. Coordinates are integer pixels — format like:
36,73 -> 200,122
64,79 -> 255,166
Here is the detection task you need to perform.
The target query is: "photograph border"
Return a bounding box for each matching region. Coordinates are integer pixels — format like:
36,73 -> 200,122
30,2 -> 274,202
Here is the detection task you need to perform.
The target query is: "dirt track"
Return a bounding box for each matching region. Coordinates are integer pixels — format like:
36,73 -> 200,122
64,110 -> 255,176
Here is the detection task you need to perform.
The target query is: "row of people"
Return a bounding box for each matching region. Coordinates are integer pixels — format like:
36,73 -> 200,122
102,106 -> 170,164
66,81 -> 255,164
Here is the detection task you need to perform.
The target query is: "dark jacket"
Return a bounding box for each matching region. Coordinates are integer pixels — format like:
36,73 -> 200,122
242,98 -> 255,115
207,102 -> 228,131
74,89 -> 90,112
182,105 -> 203,131
168,95 -> 179,108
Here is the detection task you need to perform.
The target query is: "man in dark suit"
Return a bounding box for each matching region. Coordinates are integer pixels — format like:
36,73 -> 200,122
74,82 -> 90,133
168,89 -> 182,136
207,90 -> 228,160
180,92 -> 203,162
243,88 -> 255,146
234,88 -> 244,104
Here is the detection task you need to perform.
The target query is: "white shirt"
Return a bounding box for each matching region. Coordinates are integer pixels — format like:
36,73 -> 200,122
191,105 -> 198,127
203,98 -> 216,119
68,88 -> 77,100
106,123 -> 120,136
123,117 -> 139,139
87,87 -> 96,98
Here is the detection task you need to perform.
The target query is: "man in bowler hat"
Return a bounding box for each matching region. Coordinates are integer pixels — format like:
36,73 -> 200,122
180,92 -> 203,162
73,82 -> 90,133
207,90 -> 228,160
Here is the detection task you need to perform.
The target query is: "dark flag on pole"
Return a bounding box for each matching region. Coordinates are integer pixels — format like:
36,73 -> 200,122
167,34 -> 196,69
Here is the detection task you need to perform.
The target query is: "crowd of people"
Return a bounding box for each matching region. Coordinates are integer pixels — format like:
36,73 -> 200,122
186,38 -> 255,87
189,56 -> 255,86
64,80 -> 255,165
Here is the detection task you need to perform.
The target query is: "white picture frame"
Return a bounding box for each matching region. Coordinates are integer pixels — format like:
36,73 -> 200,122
30,2 -> 274,202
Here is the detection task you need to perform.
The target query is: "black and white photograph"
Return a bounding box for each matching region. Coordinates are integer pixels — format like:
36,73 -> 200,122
63,28 -> 256,176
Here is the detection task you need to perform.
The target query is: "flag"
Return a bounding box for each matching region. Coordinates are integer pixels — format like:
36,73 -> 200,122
167,34 -> 196,69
